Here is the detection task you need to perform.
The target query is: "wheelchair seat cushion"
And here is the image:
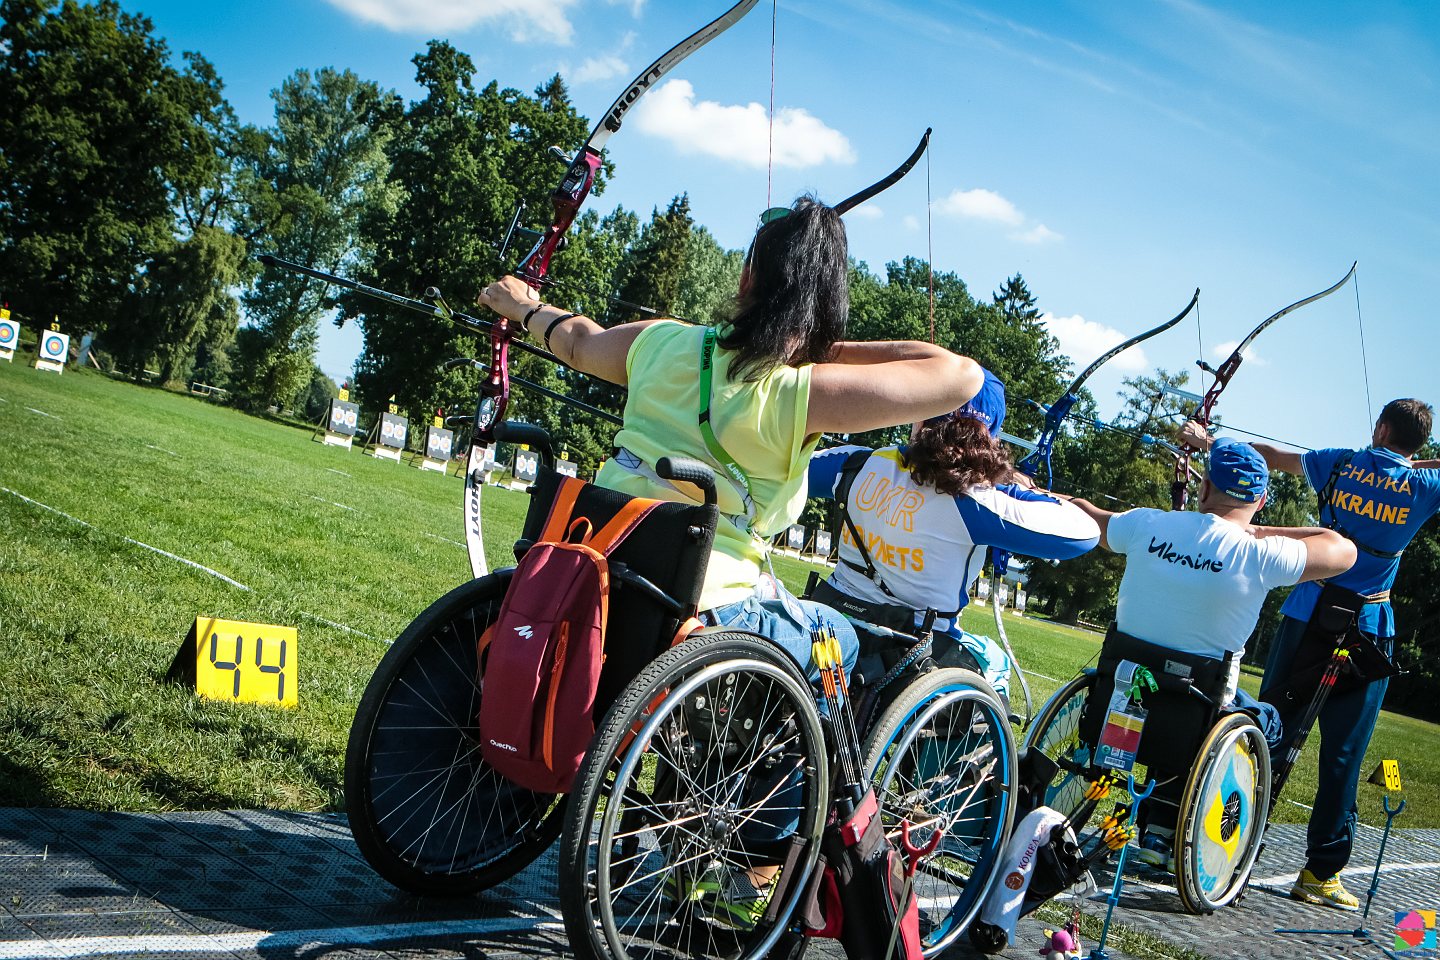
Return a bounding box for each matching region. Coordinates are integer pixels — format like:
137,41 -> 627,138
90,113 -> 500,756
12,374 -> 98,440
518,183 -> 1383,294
1078,625 -> 1233,774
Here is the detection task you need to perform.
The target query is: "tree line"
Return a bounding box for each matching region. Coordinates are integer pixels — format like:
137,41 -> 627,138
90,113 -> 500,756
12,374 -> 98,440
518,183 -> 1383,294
2,0 -> 1434,717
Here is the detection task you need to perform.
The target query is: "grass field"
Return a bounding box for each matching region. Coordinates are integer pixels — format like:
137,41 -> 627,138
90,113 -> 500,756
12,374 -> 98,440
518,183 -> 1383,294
0,360 -> 1433,831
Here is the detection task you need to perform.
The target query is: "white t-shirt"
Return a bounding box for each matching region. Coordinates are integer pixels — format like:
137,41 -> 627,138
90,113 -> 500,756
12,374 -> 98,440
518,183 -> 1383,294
1107,509 -> 1307,702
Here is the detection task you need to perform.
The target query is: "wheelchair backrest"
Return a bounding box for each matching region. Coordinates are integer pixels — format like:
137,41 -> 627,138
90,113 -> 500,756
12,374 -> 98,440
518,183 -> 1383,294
1077,624 -> 1233,773
519,465 -> 719,710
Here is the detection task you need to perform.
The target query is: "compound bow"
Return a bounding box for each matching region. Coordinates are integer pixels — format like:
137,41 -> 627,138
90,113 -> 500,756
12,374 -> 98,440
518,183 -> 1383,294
1170,262 -> 1356,510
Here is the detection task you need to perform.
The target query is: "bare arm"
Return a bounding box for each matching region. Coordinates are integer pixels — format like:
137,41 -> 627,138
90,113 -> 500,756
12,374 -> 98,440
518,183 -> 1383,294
1066,497 -> 1117,550
806,342 -> 983,434
477,276 -> 655,385
1248,525 -> 1357,582
1178,419 -> 1305,476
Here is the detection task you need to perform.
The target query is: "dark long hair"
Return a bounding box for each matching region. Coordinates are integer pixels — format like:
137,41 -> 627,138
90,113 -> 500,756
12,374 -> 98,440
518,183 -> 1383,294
720,195 -> 849,381
905,416 -> 1012,496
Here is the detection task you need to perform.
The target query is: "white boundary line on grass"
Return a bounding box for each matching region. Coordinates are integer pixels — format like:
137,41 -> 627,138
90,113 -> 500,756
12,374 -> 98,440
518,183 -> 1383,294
423,531 -> 465,548
307,494 -> 356,512
0,486 -> 251,591
2,486 -> 381,642
326,468 -> 351,477
0,916 -> 566,959
143,443 -> 179,457
25,406 -> 60,420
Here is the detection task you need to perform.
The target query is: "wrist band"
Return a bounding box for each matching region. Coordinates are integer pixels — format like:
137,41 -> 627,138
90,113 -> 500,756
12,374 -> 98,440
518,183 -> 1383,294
521,304 -> 545,334
544,312 -> 579,353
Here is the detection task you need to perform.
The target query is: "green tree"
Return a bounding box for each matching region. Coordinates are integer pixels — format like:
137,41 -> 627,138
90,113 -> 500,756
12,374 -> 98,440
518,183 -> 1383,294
993,273 -> 1041,324
0,1 -> 230,336
350,50 -> 604,419
232,68 -> 401,411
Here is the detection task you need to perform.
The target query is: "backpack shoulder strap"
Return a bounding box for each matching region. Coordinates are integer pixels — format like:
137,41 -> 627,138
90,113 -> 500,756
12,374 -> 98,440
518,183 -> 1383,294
834,449 -> 900,599
539,476 -> 588,543
587,497 -> 664,556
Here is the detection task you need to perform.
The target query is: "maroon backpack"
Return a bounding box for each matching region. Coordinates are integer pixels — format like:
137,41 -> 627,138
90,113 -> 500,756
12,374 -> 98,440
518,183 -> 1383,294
479,477 -> 661,794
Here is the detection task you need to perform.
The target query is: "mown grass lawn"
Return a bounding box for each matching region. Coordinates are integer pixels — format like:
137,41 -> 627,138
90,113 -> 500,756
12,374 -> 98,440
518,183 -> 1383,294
0,361 -> 1433,829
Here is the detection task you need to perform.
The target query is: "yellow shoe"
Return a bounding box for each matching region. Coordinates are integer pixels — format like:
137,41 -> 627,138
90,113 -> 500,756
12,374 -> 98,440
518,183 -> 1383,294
1289,869 -> 1359,911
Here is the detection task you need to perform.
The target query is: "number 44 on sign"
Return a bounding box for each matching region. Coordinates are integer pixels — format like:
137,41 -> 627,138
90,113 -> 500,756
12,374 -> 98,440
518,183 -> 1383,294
166,617 -> 298,708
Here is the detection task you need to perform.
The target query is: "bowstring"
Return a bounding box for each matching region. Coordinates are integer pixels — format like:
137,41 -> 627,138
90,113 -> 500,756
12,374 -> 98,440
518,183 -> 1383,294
766,0 -> 777,208
1354,267 -> 1374,426
926,134 -> 935,344
1192,295 -> 1207,407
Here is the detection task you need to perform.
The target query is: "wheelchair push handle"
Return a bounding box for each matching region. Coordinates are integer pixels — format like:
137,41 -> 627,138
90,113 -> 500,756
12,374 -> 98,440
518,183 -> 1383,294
493,421 -> 555,466
656,457 -> 718,506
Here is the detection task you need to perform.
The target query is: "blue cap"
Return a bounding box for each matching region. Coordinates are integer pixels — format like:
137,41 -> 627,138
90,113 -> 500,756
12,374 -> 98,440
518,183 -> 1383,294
931,368 -> 1006,437
1208,437 -> 1269,502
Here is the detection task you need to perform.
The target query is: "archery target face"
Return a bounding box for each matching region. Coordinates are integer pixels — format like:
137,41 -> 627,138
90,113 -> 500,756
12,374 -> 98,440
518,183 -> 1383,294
787,525 -> 805,550
328,399 -> 360,436
427,427 -> 454,460
814,530 -> 832,556
0,319 -> 17,350
513,449 -> 540,483
40,331 -> 69,363
556,459 -> 578,478
379,412 -> 408,449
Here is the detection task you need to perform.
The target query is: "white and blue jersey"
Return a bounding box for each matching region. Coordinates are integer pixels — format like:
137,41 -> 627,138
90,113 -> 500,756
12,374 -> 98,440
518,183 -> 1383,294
807,445 -> 1100,623
1280,446 -> 1440,637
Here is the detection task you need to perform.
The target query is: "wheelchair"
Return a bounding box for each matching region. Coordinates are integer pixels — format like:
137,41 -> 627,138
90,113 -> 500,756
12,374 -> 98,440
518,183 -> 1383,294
344,423 -> 1017,959
1019,625 -> 1270,915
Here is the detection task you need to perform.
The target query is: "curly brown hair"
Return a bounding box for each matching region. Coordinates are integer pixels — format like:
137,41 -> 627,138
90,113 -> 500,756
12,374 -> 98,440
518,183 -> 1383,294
904,416 -> 1013,496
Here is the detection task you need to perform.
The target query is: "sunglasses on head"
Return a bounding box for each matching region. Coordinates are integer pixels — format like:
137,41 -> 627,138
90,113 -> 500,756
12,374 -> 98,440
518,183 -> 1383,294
757,206 -> 791,227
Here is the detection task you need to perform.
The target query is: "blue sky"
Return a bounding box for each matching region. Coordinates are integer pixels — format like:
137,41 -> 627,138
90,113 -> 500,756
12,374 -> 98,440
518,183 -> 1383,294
134,0 -> 1438,452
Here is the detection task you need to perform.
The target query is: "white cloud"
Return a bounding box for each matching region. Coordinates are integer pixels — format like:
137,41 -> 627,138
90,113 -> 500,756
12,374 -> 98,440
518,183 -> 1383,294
606,0 -> 646,14
631,80 -> 854,169
1042,313 -> 1149,372
570,53 -> 629,84
936,188 -> 1023,225
322,0 -> 578,43
934,186 -> 1061,244
901,214 -> 921,231
845,204 -> 884,220
1212,340 -> 1267,366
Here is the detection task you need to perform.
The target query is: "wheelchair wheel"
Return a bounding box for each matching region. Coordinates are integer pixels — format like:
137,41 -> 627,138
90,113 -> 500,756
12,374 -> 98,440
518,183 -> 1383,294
345,572 -> 564,895
558,631 -> 828,960
1021,673 -> 1096,815
862,668 -> 1018,956
1174,712 -> 1270,914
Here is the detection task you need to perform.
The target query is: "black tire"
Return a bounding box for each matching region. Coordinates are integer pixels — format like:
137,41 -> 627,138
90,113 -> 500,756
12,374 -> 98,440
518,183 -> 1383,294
862,668 -> 1018,956
345,572 -> 564,895
1021,673 -> 1096,815
558,631 -> 829,960
1174,712 -> 1270,914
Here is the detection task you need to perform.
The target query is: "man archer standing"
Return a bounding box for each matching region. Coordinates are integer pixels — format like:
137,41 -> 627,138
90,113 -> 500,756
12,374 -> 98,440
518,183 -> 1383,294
1181,398 -> 1440,910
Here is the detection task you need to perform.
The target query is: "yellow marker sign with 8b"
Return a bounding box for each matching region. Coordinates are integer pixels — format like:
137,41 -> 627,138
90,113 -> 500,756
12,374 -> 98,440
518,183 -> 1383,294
191,617 -> 298,708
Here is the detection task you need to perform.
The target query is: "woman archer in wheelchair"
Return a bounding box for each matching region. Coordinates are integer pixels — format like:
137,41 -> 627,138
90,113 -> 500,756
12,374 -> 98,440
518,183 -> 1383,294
461,195 -> 1030,958
999,438 -> 1356,926
805,367 -> 1101,713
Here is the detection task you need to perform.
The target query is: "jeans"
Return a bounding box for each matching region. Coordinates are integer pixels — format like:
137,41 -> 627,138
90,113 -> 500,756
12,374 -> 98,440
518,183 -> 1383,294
1261,614 -> 1391,879
707,582 -> 860,844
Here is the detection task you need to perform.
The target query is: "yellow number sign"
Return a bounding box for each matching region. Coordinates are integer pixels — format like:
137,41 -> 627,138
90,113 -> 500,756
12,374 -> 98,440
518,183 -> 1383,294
176,617 -> 298,708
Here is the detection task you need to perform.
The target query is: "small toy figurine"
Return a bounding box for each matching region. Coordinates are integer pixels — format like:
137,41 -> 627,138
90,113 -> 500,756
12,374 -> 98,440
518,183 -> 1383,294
1038,920 -> 1081,960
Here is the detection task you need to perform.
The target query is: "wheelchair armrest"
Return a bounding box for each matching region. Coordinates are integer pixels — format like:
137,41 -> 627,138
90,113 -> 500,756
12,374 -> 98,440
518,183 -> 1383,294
656,456 -> 717,506
494,421 -> 554,465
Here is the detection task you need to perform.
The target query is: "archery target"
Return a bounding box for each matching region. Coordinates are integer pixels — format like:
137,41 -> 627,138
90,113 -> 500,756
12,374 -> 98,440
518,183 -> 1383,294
786,525 -> 805,551
328,399 -> 359,436
555,458 -> 578,479
813,530 -> 832,557
426,427 -> 454,461
0,319 -> 17,351
513,449 -> 540,483
379,412 -> 408,449
39,331 -> 69,363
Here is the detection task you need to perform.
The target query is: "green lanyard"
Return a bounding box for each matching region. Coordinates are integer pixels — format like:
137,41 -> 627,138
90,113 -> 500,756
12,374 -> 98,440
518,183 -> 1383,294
699,328 -> 757,531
